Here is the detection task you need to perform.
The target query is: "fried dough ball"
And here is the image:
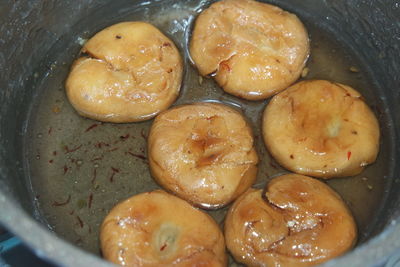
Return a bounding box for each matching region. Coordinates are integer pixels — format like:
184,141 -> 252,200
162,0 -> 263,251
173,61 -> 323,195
66,22 -> 182,123
148,102 -> 258,209
263,80 -> 380,178
225,174 -> 357,267
100,190 -> 227,266
190,0 -> 309,100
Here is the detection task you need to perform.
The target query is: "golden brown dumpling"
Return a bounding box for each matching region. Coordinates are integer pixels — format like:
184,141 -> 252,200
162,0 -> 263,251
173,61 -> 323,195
225,174 -> 357,266
100,190 -> 227,266
190,0 -> 309,100
148,102 -> 258,209
66,22 -> 182,123
263,80 -> 380,178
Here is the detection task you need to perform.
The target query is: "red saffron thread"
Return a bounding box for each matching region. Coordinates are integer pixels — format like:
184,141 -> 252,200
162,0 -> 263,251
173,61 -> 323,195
91,155 -> 103,162
91,168 -> 97,184
63,165 -> 68,175
64,144 -> 82,153
109,167 -> 120,183
85,124 -> 98,132
127,152 -> 147,161
88,193 -> 93,209
76,216 -> 84,228
120,134 -> 130,140
95,142 -> 110,149
52,195 -> 71,207
269,161 -> 278,169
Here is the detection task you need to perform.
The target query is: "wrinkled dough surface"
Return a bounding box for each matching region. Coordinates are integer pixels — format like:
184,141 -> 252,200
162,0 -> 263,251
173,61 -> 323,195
224,174 -> 357,267
100,190 -> 227,266
263,80 -> 380,178
190,0 -> 309,100
66,22 -> 182,123
148,102 -> 258,209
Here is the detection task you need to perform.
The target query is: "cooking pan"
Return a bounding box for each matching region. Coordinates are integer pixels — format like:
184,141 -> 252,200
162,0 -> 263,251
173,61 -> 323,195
0,0 -> 399,266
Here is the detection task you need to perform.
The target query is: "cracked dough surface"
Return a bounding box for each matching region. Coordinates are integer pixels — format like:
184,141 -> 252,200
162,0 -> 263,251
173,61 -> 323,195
66,22 -> 182,123
100,190 -> 227,266
148,102 -> 258,209
224,174 -> 357,267
190,0 -> 309,100
262,80 -> 380,178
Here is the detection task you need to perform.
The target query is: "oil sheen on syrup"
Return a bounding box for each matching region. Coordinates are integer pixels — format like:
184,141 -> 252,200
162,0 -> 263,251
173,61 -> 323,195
24,0 -> 387,262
